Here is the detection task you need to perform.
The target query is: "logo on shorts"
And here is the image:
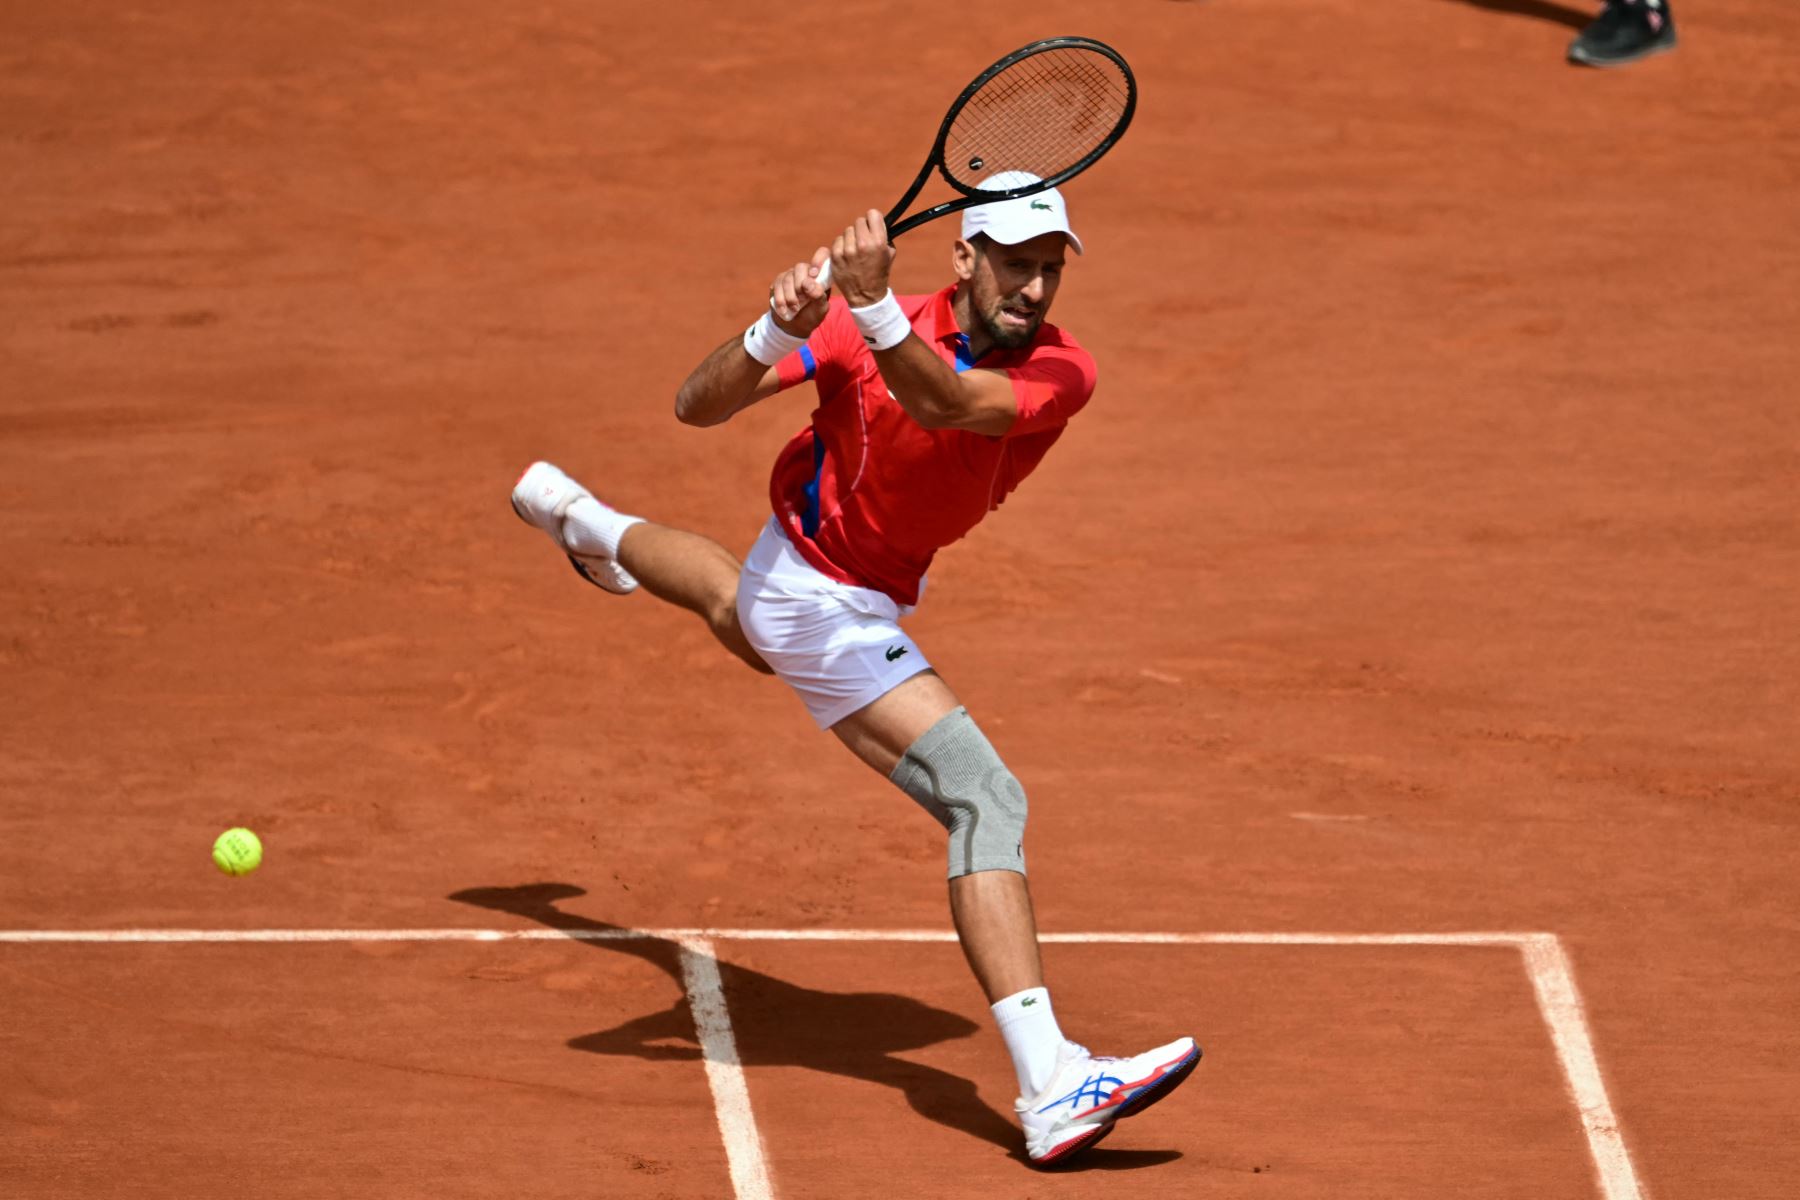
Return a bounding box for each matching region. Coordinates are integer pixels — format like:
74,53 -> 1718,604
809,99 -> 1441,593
885,645 -> 909,662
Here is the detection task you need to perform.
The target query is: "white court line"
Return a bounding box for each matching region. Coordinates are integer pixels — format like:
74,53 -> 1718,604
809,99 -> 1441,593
1520,934 -> 1648,1200
0,927 -> 1540,945
678,938 -> 774,1200
1,926 -> 1646,1200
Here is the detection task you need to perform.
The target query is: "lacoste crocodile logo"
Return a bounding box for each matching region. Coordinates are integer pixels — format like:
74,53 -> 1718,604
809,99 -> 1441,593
1030,200 -> 1054,211
885,645 -> 909,662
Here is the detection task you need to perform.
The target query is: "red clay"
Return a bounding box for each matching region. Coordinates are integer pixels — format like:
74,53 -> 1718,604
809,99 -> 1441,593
3,2 -> 1797,1197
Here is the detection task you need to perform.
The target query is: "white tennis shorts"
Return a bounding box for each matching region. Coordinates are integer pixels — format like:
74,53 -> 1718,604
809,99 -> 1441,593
736,516 -> 932,729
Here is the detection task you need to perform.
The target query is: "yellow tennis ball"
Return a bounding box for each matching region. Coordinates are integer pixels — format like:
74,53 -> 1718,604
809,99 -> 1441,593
213,828 -> 263,876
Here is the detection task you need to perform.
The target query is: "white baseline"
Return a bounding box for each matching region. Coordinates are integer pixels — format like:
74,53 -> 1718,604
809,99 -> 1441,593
2,927 -> 1646,1200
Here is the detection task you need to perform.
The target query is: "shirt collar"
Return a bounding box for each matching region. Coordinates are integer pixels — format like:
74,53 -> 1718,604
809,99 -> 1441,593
921,283 -> 963,346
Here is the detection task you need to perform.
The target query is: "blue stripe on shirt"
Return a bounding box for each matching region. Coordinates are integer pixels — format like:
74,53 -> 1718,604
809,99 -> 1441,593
800,433 -> 825,537
952,333 -> 986,374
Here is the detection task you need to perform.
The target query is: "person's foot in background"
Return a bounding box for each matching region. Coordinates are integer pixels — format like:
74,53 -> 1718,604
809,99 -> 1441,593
1569,0 -> 1678,68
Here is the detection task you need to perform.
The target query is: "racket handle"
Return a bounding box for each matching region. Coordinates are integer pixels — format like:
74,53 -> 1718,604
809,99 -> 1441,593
815,259 -> 834,290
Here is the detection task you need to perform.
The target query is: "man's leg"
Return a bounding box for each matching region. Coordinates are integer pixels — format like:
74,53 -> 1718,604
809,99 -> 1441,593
831,670 -> 1044,1001
832,671 -> 1201,1167
834,672 -> 1067,1106
947,871 -> 1043,1003
613,523 -> 771,674
511,462 -> 770,674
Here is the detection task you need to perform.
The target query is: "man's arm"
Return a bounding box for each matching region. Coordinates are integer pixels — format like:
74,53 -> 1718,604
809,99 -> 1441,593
673,251 -> 832,428
871,342 -> 1018,437
672,335 -> 783,428
827,211 -> 1019,438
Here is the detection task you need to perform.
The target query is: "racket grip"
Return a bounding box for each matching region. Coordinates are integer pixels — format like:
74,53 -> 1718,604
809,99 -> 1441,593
814,259 -> 834,290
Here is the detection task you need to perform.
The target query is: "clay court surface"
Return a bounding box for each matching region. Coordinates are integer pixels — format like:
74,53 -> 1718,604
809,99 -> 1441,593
3,1 -> 1797,1196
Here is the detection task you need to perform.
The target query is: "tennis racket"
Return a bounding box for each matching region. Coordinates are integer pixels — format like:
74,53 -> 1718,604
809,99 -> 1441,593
814,36 -> 1136,289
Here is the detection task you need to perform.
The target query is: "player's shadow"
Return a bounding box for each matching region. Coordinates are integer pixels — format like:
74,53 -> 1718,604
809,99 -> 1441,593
1439,0 -> 1592,30
449,883 -> 1180,1171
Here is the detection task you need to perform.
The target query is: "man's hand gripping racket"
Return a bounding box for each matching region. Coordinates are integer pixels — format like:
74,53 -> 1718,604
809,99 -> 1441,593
770,36 -> 1137,330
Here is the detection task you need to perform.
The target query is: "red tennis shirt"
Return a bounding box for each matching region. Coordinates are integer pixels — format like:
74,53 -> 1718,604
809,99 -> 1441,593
768,283 -> 1097,606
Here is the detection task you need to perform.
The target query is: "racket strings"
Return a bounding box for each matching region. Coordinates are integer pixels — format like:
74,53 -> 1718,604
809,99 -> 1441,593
944,48 -> 1131,191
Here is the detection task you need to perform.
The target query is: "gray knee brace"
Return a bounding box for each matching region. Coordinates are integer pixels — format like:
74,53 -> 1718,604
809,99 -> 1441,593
888,707 -> 1027,879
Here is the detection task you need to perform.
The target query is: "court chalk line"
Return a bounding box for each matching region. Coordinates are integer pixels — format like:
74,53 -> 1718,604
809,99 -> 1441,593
2,926 -> 1646,1200
0,927 -> 1539,945
1519,933 -> 1647,1200
678,938 -> 774,1200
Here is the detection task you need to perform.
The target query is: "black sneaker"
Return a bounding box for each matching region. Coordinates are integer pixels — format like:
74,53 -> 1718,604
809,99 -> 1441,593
1569,0 -> 1678,67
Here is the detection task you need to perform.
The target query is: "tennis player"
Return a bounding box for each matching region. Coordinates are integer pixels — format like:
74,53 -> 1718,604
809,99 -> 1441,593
511,177 -> 1199,1166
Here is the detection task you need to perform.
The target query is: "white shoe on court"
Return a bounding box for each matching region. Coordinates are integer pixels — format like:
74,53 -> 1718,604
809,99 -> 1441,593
1016,1036 -> 1201,1167
510,461 -> 639,595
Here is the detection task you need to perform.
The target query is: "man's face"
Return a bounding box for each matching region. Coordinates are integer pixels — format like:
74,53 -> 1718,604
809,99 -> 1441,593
957,233 -> 1068,350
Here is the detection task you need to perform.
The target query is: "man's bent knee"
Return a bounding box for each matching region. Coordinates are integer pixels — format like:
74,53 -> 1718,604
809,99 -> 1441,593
887,707 -> 1027,879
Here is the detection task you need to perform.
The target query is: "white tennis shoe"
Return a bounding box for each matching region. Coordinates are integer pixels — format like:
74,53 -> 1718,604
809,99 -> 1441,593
1017,1036 -> 1201,1167
510,462 -> 639,595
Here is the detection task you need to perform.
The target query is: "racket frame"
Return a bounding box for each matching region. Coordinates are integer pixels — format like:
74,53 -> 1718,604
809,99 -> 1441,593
882,34 -> 1138,240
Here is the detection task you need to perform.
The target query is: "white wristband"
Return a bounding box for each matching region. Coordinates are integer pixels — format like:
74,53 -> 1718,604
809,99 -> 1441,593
743,310 -> 806,367
849,290 -> 910,351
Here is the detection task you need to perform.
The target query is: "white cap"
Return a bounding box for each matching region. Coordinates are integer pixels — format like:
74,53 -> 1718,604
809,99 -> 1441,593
959,171 -> 1084,255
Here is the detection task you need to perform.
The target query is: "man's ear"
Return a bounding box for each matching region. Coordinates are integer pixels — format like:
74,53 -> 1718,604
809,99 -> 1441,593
952,238 -> 979,282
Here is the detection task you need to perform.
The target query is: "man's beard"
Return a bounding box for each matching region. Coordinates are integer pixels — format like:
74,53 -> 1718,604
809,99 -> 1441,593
979,293 -> 1043,349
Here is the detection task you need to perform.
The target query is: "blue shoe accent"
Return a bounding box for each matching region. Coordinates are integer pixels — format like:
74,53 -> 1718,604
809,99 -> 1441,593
1037,1073 -> 1127,1115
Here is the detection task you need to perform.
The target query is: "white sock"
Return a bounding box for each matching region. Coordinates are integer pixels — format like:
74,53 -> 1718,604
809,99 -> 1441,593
562,496 -> 643,559
991,986 -> 1066,1098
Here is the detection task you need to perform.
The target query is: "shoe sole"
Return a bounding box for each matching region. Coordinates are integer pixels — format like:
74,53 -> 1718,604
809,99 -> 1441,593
566,552 -> 635,595
1115,1042 -> 1202,1121
1031,1119 -> 1115,1168
1569,32 -> 1678,67
1029,1043 -> 1203,1169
